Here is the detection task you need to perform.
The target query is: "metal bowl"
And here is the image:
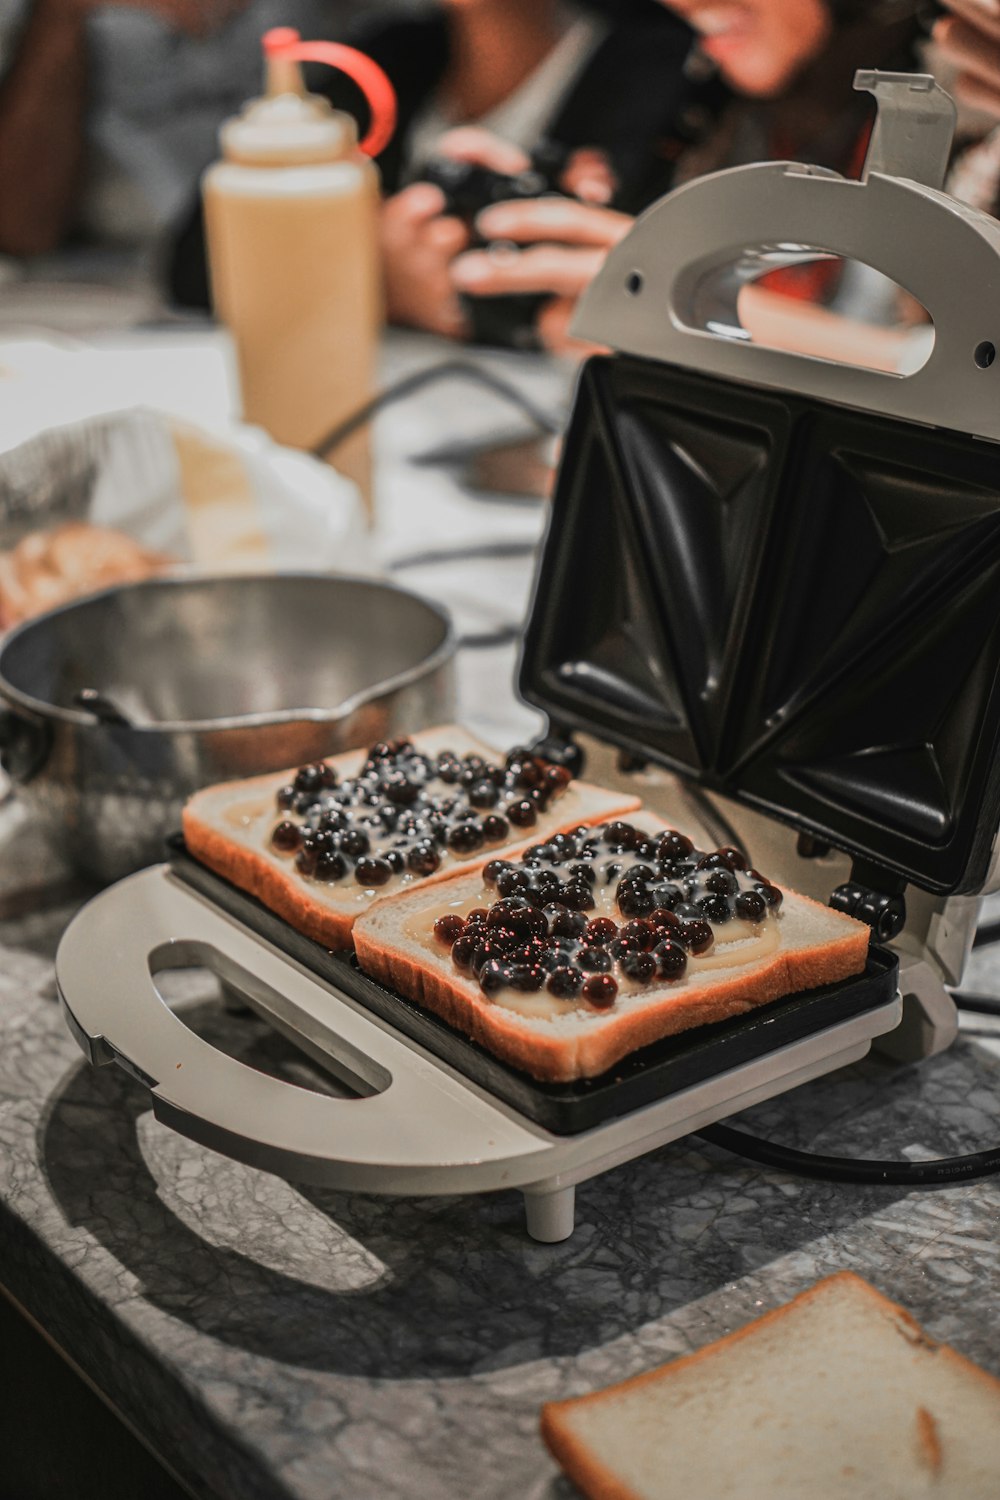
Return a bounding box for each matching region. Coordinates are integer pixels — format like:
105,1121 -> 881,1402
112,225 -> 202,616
0,573 -> 456,882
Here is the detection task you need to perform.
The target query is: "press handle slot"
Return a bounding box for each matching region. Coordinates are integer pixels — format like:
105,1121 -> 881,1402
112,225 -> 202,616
56,869 -> 552,1191
149,939 -> 389,1099
573,71 -> 1000,441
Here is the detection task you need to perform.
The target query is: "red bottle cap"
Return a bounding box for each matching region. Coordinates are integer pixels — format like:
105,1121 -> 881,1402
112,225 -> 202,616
262,28 -> 397,158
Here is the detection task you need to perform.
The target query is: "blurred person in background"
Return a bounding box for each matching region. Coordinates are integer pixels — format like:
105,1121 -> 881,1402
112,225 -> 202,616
340,0 -> 714,337
168,0 -> 715,321
388,0 -> 1000,356
933,0 -> 1000,117
0,0 -> 361,260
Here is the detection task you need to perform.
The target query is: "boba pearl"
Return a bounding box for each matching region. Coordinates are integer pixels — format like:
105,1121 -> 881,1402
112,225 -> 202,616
653,941 -> 687,980
621,950 -> 657,983
434,914 -> 466,946
271,820 -> 303,854
547,966 -> 584,999
354,856 -> 392,887
314,849 -> 348,882
735,890 -> 767,923
583,973 -> 618,1008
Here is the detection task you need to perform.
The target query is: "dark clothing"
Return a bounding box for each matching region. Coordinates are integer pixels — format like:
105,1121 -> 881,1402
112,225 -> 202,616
324,4 -> 716,207
167,3 -> 723,309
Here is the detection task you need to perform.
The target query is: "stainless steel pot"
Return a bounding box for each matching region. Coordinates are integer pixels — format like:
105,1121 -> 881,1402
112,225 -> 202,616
0,573 -> 456,882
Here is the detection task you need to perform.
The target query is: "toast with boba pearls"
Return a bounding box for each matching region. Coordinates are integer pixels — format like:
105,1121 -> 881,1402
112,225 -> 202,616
181,726 -> 640,950
352,815 -> 871,1083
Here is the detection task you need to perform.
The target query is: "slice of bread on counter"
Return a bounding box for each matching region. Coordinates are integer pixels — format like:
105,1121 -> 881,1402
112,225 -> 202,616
182,725 -> 639,951
352,818 -> 870,1082
540,1272 -> 1000,1500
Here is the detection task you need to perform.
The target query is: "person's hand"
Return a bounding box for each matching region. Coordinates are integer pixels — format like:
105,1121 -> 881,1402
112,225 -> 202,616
403,127 -> 623,349
432,125 -> 534,177
450,197 -> 633,355
560,147 -> 617,206
434,126 -> 617,204
933,1 -> 1000,119
380,182 -> 471,339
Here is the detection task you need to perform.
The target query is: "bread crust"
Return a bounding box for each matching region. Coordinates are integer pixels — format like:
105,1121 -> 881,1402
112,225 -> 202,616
539,1272 -> 1000,1500
352,871 -> 870,1082
182,726 -> 640,951
182,807 -> 358,948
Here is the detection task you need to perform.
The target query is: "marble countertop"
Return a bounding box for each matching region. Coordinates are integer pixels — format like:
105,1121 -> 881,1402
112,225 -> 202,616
2,330 -> 1000,1500
4,880 -> 1000,1500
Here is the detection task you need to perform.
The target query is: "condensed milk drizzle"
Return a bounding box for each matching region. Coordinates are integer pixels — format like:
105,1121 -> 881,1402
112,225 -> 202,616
261,738 -> 572,902
422,820 -> 785,1018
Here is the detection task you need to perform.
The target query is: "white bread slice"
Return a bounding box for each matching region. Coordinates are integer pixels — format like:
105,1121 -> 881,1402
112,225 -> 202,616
182,725 -> 640,951
541,1272 -> 1000,1500
352,824 -> 870,1082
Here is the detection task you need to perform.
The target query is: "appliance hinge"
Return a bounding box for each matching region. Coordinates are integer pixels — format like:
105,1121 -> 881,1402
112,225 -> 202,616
830,857 -> 907,942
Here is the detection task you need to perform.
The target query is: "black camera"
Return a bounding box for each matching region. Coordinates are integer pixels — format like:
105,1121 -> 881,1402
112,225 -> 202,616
419,149 -> 571,351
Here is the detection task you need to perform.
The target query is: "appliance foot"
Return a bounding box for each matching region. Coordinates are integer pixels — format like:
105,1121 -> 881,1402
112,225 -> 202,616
523,1185 -> 575,1243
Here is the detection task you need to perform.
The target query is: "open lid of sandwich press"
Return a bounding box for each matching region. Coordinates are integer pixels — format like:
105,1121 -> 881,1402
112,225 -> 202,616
520,72 -> 1000,899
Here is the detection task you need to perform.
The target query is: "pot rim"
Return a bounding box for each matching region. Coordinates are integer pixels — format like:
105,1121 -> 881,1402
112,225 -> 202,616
0,571 -> 457,734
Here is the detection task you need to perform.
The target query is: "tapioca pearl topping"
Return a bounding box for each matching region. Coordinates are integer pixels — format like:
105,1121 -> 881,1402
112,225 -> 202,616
407,842 -> 441,876
620,950 -> 657,982
296,762 -> 338,795
698,893 -> 732,925
653,941 -> 688,979
433,913 -> 468,946
315,849 -> 348,882
435,824 -> 787,1012
270,820 -> 303,853
447,821 -> 485,854
507,799 -> 538,829
341,828 -> 370,858
268,738 -> 573,886
440,896 -> 689,1013
354,855 -> 393,888
673,918 -> 714,954
734,890 -> 767,922
547,965 -> 584,998
474,824 -> 780,935
622,917 -> 659,949
583,973 -> 618,1008
577,945 -> 613,973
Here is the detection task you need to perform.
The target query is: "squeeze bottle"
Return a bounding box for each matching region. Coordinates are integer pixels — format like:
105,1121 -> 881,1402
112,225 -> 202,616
203,28 -> 396,515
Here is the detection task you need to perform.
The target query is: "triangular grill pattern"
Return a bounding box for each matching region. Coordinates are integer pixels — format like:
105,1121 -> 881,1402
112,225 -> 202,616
784,746 -> 951,843
610,401 -> 772,762
751,443 -> 1000,746
531,373 -> 696,760
520,357 -> 1000,892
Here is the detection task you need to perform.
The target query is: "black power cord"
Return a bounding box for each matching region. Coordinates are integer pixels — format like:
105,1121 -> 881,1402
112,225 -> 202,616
387,539 -> 540,650
388,539 -> 538,572
314,364 -> 554,650
950,991 -> 1000,1020
695,990 -> 1000,1187
973,917 -> 1000,950
311,359 -> 561,460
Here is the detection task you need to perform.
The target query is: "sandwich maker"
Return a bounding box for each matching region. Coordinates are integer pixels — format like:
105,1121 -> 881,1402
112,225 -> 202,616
56,72 -> 1000,1241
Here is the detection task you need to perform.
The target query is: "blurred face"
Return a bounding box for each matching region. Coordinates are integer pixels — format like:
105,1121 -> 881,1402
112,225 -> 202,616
664,1 -> 833,96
